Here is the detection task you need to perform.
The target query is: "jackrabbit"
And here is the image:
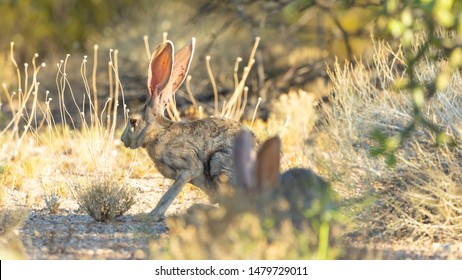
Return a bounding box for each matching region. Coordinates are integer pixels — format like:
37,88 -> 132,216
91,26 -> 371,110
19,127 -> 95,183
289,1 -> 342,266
121,38 -> 258,221
231,129 -> 334,227
163,130 -> 337,259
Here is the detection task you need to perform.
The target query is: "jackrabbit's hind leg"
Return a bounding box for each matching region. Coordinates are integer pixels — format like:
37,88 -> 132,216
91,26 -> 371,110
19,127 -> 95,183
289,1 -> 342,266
149,171 -> 195,221
208,150 -> 238,196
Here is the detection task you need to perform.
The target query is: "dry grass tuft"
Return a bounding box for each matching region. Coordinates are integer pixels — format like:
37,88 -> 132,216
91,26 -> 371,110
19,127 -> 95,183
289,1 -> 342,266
73,177 -> 138,222
248,89 -> 322,174
43,192 -> 61,214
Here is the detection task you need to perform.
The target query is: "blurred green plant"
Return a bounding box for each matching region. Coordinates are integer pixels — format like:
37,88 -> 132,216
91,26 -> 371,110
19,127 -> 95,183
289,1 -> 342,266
371,0 -> 462,165
150,189 -> 344,260
0,0 -> 148,61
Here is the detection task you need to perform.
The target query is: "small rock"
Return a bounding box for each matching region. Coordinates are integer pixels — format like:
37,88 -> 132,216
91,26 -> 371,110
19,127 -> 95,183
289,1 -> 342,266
133,249 -> 146,259
95,249 -> 111,259
86,249 -> 95,256
442,244 -> 451,251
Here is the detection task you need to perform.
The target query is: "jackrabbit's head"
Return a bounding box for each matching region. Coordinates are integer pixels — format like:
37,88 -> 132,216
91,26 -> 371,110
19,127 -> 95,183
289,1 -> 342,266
121,38 -> 195,149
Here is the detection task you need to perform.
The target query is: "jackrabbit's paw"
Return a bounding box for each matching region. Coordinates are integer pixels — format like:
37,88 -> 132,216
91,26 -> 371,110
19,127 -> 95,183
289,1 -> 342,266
133,212 -> 160,222
148,211 -> 166,222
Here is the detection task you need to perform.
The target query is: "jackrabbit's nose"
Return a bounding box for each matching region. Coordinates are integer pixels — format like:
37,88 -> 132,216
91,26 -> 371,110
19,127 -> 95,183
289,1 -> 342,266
121,138 -> 129,147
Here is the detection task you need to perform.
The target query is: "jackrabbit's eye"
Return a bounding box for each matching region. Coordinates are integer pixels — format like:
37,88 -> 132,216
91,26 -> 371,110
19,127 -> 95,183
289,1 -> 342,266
130,118 -> 138,128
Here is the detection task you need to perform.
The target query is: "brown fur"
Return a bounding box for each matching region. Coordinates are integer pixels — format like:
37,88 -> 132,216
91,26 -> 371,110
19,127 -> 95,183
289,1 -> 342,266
232,130 -> 333,228
143,115 -> 249,197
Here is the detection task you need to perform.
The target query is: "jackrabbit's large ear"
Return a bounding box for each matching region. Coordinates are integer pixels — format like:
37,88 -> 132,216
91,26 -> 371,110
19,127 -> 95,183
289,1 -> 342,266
147,41 -> 174,112
256,136 -> 281,191
233,129 -> 255,191
161,38 -> 195,107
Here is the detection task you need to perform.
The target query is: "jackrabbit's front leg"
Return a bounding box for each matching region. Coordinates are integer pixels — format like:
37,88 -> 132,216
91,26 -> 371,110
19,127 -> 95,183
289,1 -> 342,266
149,172 -> 194,221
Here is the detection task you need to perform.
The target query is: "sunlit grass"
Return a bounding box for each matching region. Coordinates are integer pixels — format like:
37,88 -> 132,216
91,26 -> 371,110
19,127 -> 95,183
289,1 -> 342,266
0,41 -> 140,222
324,38 -> 462,244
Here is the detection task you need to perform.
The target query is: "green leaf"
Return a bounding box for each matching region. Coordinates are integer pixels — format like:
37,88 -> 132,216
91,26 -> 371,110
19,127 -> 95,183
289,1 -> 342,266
372,128 -> 387,143
384,135 -> 401,152
370,148 -> 385,157
401,8 -> 413,26
394,77 -> 409,89
385,153 -> 397,167
412,87 -> 426,108
436,132 -> 451,145
388,18 -> 405,37
436,68 -> 452,91
433,9 -> 455,28
449,48 -> 462,67
386,0 -> 399,13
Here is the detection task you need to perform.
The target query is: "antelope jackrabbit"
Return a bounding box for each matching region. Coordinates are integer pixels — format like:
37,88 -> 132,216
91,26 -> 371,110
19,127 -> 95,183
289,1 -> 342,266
232,129 -> 334,227
155,131 -> 338,259
121,38 -> 257,221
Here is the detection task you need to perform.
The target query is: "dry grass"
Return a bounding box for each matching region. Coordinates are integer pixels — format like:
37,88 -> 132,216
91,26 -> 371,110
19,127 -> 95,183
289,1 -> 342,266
324,38 -> 462,244
72,177 -> 138,222
0,42 -> 141,223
